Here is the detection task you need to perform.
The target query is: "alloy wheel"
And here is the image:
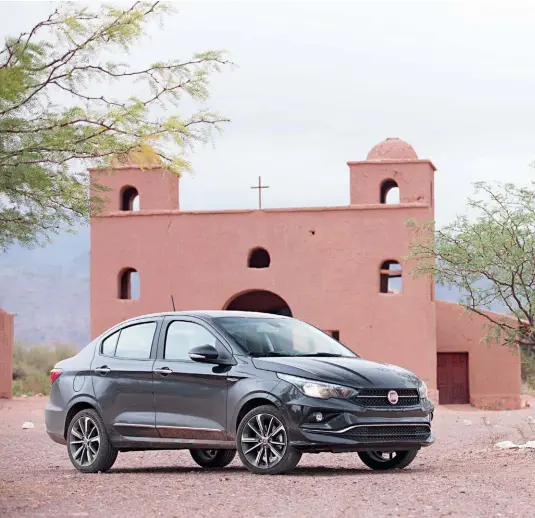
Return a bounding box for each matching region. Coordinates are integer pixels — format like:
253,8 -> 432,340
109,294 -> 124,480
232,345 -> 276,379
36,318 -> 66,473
368,451 -> 397,462
69,416 -> 100,467
240,413 -> 287,469
196,449 -> 218,461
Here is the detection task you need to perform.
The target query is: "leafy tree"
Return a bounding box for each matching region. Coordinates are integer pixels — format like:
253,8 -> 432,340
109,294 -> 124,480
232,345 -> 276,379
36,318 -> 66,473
0,1 -> 230,250
407,181 -> 535,357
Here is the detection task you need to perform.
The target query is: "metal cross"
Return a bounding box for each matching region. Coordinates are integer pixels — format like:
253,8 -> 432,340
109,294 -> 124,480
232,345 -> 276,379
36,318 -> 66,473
250,176 -> 270,209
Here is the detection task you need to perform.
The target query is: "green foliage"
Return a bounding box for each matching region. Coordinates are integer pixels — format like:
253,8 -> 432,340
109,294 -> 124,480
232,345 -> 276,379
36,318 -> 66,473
12,340 -> 78,396
407,181 -> 535,351
0,1 -> 230,250
521,349 -> 535,391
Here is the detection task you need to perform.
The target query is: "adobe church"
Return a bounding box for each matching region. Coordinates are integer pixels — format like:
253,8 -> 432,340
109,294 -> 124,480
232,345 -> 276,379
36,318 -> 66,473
89,138 -> 523,410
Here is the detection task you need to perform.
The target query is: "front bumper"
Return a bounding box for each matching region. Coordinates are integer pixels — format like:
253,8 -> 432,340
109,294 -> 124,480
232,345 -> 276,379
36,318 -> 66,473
282,396 -> 435,453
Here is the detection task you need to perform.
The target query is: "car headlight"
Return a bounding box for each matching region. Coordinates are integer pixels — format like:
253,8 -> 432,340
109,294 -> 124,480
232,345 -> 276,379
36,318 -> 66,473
418,381 -> 428,399
277,373 -> 358,399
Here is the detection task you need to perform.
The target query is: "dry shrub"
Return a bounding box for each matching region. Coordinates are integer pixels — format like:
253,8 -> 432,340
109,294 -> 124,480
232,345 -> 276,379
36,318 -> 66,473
12,341 -> 78,396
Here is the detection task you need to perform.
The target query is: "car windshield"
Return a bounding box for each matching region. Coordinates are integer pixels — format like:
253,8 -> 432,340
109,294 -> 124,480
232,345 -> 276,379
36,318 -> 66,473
213,316 -> 358,358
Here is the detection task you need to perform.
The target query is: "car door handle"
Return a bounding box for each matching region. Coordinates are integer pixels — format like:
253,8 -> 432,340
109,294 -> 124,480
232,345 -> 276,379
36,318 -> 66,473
153,367 -> 173,376
95,366 -> 111,375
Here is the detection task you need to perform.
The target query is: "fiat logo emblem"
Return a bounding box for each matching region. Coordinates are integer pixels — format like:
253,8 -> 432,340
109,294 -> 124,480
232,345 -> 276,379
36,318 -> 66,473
387,390 -> 399,405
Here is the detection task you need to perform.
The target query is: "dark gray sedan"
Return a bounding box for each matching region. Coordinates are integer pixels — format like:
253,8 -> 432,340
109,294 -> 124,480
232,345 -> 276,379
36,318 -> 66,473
45,311 -> 434,475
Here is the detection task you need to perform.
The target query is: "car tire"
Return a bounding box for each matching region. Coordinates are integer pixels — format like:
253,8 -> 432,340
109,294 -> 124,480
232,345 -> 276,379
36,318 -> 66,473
358,449 -> 419,470
66,409 -> 118,473
189,449 -> 236,468
236,404 -> 302,475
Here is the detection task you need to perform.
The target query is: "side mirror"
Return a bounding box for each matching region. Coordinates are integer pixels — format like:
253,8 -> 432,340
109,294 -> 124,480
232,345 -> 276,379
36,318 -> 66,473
188,344 -> 220,363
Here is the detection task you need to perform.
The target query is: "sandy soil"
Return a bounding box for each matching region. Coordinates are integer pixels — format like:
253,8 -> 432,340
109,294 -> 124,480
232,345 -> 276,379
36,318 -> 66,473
0,396 -> 534,518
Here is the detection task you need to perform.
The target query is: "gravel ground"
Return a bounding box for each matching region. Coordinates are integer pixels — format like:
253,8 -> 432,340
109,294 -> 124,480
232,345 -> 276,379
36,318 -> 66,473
0,396 -> 534,518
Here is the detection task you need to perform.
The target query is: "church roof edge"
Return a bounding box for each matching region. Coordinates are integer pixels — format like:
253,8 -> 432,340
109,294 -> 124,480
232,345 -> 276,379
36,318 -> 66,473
92,202 -> 430,219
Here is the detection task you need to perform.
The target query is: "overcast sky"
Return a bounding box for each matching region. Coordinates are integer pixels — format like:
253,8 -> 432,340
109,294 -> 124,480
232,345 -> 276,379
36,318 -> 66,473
3,0 -> 535,227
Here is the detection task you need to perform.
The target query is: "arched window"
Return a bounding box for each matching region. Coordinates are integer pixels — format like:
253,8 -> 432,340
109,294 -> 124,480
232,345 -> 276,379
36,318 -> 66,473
121,186 -> 140,211
380,179 -> 400,204
248,247 -> 270,268
379,260 -> 402,294
119,268 -> 140,299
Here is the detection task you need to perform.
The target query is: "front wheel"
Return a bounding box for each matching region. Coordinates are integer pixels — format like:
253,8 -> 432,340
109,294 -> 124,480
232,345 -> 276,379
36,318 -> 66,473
358,450 -> 419,470
189,449 -> 236,468
236,405 -> 302,475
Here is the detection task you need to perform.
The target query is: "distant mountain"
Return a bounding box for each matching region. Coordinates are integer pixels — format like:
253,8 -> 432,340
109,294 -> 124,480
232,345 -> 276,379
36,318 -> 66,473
0,226 -> 488,348
0,228 -> 90,347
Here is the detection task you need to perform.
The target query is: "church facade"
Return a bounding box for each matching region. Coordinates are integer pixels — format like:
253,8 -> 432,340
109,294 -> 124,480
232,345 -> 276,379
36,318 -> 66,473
89,138 -> 522,410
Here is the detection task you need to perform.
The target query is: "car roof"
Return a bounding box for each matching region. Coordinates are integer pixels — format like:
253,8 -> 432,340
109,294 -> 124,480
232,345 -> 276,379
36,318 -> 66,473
120,310 -> 288,326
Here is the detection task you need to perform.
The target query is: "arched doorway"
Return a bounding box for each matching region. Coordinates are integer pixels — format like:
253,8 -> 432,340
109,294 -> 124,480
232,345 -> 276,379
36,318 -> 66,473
224,290 -> 292,317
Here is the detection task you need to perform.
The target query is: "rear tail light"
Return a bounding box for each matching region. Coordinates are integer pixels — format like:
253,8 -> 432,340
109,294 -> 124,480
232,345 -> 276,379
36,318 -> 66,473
50,368 -> 63,384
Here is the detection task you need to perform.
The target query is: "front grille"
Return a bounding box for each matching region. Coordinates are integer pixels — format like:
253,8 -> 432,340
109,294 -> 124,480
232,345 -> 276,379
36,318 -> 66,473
352,389 -> 420,408
342,424 -> 431,443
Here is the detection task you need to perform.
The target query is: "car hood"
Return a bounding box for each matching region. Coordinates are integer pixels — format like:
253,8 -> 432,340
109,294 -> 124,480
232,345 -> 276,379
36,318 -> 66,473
252,356 -> 422,389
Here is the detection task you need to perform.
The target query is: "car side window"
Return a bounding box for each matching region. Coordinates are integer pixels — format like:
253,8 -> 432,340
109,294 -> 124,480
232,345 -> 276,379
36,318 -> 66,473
101,331 -> 119,356
165,321 -> 217,361
114,322 -> 157,360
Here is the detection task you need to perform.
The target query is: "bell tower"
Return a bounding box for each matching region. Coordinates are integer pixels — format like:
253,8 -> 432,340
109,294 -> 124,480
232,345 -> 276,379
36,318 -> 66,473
348,138 -> 436,207
346,137 -> 438,403
90,162 -> 180,213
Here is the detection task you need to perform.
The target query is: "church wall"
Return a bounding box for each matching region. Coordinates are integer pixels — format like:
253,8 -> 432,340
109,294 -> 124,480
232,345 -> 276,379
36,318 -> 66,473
87,137 -> 522,409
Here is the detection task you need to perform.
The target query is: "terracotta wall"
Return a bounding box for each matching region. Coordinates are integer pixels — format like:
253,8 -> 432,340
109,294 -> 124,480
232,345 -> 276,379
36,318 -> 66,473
436,301 -> 522,409
0,309 -> 14,398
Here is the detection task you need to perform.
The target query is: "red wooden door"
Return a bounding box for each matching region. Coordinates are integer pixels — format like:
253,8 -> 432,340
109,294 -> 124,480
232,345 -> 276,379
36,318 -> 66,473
437,353 -> 469,404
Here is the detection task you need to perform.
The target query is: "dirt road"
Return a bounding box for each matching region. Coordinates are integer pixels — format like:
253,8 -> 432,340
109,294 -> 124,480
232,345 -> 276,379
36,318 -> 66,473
1,396 -> 534,518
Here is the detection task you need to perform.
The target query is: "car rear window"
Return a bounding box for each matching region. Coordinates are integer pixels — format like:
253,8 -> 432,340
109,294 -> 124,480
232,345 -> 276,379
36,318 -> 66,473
113,322 -> 157,359
101,331 -> 119,356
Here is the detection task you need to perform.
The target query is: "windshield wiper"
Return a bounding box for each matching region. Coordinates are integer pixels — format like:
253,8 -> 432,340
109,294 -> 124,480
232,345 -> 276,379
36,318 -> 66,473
296,352 -> 343,357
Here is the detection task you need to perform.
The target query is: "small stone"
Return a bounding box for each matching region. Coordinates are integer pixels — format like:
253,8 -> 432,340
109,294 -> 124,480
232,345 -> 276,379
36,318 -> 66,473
463,420 -> 472,426
495,441 -> 517,449
22,421 -> 35,429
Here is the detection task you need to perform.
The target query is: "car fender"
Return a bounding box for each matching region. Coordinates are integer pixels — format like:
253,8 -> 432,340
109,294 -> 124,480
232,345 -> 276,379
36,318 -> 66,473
66,393 -> 103,417
229,384 -> 285,435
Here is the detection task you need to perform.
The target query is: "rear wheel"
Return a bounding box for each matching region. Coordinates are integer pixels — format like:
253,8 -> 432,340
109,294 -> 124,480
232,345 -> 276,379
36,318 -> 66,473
236,405 -> 302,475
358,450 -> 418,470
189,449 -> 236,468
66,409 -> 118,473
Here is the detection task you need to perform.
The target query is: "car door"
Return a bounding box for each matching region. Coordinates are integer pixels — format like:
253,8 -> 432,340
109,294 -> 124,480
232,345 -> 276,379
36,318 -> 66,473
91,317 -> 160,439
152,316 -> 231,442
